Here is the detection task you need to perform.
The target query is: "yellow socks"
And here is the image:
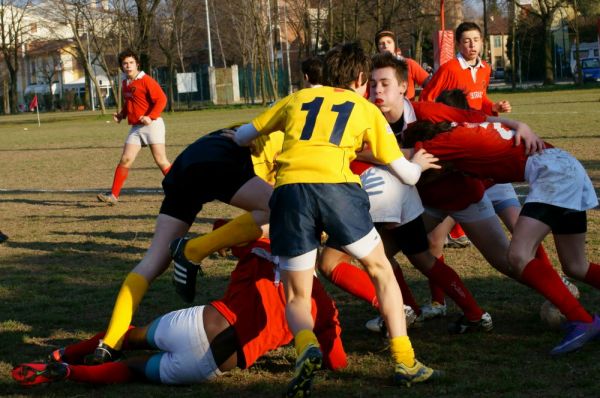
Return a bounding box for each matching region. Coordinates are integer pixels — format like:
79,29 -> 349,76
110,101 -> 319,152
390,335 -> 415,367
103,272 -> 149,350
183,212 -> 262,263
295,329 -> 320,356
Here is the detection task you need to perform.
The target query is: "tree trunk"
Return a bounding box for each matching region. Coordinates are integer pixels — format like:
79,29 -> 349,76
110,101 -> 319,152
543,23 -> 554,85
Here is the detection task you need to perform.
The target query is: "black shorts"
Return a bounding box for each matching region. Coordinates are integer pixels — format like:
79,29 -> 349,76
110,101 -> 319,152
375,215 -> 429,257
269,183 -> 374,257
520,202 -> 587,234
160,157 -> 255,226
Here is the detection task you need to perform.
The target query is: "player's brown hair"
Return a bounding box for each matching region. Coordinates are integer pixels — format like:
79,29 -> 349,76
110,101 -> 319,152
324,42 -> 371,89
374,29 -> 396,50
435,89 -> 470,110
402,120 -> 453,148
371,52 -> 408,84
118,49 -> 141,69
301,56 -> 324,85
455,22 -> 482,42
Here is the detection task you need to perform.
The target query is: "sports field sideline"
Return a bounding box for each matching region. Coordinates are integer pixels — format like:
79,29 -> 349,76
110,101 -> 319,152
1,87 -> 599,397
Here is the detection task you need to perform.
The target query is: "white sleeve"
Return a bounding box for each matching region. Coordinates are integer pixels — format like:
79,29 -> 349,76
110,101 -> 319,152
388,156 -> 422,186
234,123 -> 260,146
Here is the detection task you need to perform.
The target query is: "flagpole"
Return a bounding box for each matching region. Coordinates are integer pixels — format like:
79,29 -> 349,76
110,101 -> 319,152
36,104 -> 40,126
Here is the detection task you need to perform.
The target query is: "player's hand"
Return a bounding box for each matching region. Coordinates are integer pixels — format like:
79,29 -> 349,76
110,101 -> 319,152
113,113 -> 122,123
221,129 -> 236,140
138,115 -> 152,125
411,148 -> 441,171
492,100 -> 512,113
514,122 -> 545,155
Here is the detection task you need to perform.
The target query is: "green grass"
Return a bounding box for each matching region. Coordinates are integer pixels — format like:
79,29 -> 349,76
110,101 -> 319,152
1,88 -> 600,397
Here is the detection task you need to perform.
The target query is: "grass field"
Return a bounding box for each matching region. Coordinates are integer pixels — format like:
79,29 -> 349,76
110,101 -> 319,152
1,88 -> 600,397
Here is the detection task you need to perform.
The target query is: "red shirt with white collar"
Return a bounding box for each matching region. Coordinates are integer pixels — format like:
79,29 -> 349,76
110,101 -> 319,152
419,54 -> 496,115
120,71 -> 167,125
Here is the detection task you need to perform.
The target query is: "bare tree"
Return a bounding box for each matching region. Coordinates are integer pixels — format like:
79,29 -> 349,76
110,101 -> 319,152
516,0 -> 568,85
0,0 -> 32,114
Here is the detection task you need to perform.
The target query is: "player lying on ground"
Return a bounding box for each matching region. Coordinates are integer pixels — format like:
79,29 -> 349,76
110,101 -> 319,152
403,115 -> 600,355
12,233 -> 346,387
88,128 -> 282,364
232,42 -> 443,397
317,53 -> 492,334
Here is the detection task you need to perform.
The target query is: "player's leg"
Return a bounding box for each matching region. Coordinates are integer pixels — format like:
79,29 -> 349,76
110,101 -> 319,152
89,214 -> 189,363
181,176 -> 271,264
149,143 -> 171,175
510,209 -> 598,354
97,139 -> 142,204
145,119 -> 171,175
423,215 -> 453,316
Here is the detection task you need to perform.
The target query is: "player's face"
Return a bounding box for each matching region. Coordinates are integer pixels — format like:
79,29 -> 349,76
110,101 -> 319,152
369,67 -> 407,114
458,30 -> 482,62
377,37 -> 396,54
121,57 -> 140,78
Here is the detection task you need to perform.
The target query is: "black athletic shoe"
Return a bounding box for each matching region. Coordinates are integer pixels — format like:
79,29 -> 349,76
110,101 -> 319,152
84,340 -> 122,365
448,312 -> 493,334
170,237 -> 202,303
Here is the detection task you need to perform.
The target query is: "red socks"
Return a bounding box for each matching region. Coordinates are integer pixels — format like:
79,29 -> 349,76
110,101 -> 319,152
68,362 -> 134,384
62,332 -> 106,363
583,262 -> 600,290
424,258 -> 484,321
328,262 -> 378,308
521,258 -> 592,323
449,223 -> 466,239
110,165 -> 129,198
327,262 -> 420,313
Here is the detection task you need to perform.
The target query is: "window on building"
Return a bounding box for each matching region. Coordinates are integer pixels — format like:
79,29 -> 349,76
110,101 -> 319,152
494,36 -> 502,47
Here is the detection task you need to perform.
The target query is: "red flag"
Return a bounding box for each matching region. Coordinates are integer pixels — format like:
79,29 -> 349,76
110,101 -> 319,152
29,94 -> 38,111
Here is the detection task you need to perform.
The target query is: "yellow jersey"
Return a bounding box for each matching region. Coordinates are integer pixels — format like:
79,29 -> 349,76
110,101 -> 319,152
252,86 -> 403,187
251,131 -> 284,185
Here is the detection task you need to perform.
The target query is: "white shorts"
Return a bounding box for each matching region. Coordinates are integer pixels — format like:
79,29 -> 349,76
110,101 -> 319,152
145,305 -> 222,385
360,166 -> 424,226
525,148 -> 598,211
485,183 -> 520,213
424,194 -> 496,223
125,117 -> 166,146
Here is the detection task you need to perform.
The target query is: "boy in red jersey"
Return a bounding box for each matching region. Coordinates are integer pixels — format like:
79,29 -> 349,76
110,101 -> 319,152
12,233 -> 347,387
419,22 -> 510,115
97,49 -> 171,205
375,29 -> 430,101
403,119 -> 600,355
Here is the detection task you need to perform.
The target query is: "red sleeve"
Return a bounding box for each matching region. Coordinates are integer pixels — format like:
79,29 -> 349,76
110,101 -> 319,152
312,278 -> 347,371
418,64 -> 450,102
407,58 -> 430,86
412,102 -> 487,123
145,76 -> 167,119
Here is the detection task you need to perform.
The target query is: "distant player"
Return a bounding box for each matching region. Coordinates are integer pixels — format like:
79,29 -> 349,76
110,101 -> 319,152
232,43 -> 442,397
403,118 -> 600,355
87,127 -> 281,364
375,29 -> 430,100
12,235 -> 347,387
97,49 -> 170,205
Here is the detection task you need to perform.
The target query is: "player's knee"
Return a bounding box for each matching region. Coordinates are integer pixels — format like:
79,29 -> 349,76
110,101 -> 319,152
561,263 -> 587,281
507,244 -> 531,272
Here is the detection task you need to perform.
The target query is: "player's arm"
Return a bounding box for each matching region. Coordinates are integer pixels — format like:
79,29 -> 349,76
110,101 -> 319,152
418,66 -> 447,102
409,58 -> 431,87
146,78 -> 167,119
412,101 -> 487,123
486,117 -> 545,155
114,81 -> 127,123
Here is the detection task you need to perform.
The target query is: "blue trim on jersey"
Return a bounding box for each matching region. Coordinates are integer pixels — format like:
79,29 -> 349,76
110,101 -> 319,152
146,317 -> 162,349
144,352 -> 164,383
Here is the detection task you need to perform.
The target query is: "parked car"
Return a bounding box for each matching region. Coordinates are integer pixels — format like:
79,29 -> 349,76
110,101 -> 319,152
581,57 -> 600,82
493,67 -> 505,80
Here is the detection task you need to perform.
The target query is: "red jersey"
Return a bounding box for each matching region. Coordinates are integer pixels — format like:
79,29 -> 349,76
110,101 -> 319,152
419,56 -> 496,115
210,240 -> 346,371
120,72 -> 167,125
416,122 -> 553,183
403,57 -> 431,101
